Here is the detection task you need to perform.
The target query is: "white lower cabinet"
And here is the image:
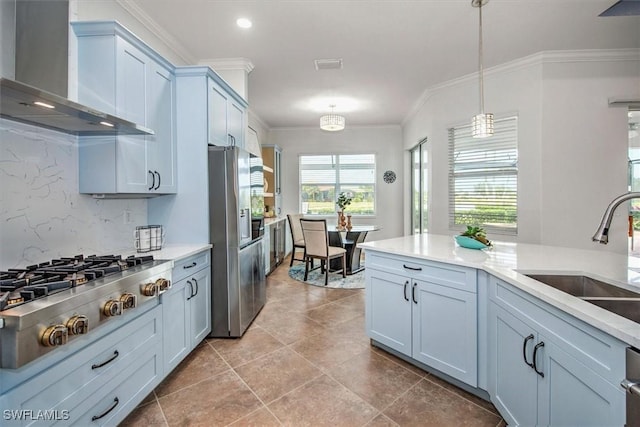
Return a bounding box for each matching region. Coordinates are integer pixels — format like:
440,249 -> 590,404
365,252 -> 478,386
162,250 -> 211,374
488,276 -> 625,427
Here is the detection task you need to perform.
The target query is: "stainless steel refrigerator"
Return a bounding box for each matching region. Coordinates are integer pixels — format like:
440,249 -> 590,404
208,145 -> 266,337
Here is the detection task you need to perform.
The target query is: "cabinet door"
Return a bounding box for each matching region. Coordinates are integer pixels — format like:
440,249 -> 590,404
412,280 -> 477,386
537,336 -> 625,427
488,303 -> 538,427
365,268 -> 412,356
115,38 -> 149,193
228,100 -> 245,148
162,278 -> 190,374
208,80 -> 229,146
147,63 -> 176,193
189,267 -> 212,346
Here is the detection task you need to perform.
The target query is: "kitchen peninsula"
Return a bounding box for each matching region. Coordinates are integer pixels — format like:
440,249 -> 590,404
360,233 -> 638,426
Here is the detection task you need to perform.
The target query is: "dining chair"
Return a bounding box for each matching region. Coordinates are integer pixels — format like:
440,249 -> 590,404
299,218 -> 346,286
287,213 -> 307,266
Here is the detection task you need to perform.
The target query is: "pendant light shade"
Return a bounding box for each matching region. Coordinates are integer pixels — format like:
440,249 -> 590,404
320,104 -> 345,131
471,0 -> 493,138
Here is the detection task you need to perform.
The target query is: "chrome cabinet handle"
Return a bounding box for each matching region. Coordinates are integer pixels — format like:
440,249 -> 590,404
523,334 -> 535,368
403,280 -> 409,301
91,350 -> 119,370
91,397 -> 119,421
533,341 -> 545,377
403,264 -> 422,271
412,283 -> 418,304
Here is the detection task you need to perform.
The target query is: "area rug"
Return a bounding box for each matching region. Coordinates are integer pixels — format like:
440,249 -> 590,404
288,263 -> 365,289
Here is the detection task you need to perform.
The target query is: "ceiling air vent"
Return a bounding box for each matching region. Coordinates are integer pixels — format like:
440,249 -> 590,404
314,58 -> 343,71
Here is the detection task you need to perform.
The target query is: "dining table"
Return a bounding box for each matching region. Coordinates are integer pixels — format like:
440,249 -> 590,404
328,224 -> 381,275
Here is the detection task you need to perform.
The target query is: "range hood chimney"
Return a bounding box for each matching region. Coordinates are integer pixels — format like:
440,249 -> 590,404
0,0 -> 153,136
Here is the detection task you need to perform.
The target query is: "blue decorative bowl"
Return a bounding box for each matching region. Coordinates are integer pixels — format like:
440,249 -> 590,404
454,235 -> 489,250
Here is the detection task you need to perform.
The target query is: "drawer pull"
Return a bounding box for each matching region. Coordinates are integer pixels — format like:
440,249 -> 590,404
91,350 -> 119,370
183,261 -> 197,269
91,397 -> 119,421
533,341 -> 545,378
403,264 -> 422,271
522,334 -> 534,368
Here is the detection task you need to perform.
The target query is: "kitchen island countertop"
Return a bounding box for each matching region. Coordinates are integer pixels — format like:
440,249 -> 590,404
122,243 -> 212,262
360,233 -> 640,348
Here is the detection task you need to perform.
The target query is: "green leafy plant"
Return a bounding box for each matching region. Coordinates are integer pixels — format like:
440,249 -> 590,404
460,226 -> 492,246
336,192 -> 353,211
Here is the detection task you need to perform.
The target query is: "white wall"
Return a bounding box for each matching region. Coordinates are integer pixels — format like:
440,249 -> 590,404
403,50 -> 640,254
268,126 -> 404,242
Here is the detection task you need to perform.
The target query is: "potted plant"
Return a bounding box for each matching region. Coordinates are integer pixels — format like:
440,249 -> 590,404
336,192 -> 353,230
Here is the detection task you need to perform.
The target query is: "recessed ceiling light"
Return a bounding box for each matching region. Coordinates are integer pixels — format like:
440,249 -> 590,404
236,18 -> 252,29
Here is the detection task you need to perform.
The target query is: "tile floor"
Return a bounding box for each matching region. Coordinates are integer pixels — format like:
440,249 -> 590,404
120,258 -> 505,426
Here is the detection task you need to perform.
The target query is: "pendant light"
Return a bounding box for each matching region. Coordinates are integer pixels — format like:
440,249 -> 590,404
320,104 -> 346,132
471,0 -> 494,138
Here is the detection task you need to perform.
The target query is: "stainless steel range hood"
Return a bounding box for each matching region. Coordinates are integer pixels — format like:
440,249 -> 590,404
1,78 -> 154,136
0,0 -> 153,136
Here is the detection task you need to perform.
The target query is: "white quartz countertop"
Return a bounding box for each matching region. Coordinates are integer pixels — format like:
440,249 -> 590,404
360,233 -> 640,348
264,216 -> 286,225
122,244 -> 212,263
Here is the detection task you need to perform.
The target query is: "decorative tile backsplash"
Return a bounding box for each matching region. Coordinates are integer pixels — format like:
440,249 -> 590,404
0,119 -> 147,268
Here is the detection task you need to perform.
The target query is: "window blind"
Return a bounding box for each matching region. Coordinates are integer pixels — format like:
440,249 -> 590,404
448,116 -> 518,234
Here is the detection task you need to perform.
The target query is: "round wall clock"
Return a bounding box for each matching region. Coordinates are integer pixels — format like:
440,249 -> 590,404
383,170 -> 396,184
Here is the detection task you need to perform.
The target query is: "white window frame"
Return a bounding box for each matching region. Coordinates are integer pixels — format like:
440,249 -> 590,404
448,115 -> 518,235
298,153 -> 377,216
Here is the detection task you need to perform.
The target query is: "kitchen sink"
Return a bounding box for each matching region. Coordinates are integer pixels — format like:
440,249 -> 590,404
524,274 -> 640,298
581,298 -> 640,323
524,274 -> 640,323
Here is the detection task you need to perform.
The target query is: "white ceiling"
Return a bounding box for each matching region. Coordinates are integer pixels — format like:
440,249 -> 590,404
128,0 -> 640,129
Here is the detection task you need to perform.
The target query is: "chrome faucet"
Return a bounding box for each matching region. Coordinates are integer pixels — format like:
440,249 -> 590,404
592,192 -> 640,244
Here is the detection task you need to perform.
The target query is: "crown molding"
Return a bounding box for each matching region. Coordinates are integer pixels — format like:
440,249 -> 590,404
115,0 -> 196,65
402,48 -> 640,127
200,58 -> 255,73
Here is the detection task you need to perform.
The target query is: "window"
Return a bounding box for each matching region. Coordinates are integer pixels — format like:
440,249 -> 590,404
410,137 -> 428,234
448,116 -> 518,234
299,154 -> 376,215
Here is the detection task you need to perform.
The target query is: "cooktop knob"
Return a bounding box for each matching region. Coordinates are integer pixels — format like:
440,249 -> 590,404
66,315 -> 89,335
119,293 -> 137,309
41,324 -> 68,347
155,278 -> 171,293
102,300 -> 123,317
141,282 -> 158,296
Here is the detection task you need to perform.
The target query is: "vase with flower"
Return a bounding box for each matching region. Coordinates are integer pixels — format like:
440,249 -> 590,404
336,192 -> 353,231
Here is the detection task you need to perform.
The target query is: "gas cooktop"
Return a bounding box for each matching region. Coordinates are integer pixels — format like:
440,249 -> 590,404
0,254 -> 155,311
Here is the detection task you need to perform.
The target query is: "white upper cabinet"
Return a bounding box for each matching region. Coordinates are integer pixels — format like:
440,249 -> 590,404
72,21 -> 177,196
208,78 -> 246,148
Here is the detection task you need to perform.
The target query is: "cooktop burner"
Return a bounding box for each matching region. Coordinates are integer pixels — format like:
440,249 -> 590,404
0,254 -> 154,312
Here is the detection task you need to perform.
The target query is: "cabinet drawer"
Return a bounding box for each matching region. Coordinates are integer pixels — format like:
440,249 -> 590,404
490,277 -> 625,386
71,343 -> 162,426
367,252 -> 476,293
3,305 -> 162,425
173,250 -> 210,282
